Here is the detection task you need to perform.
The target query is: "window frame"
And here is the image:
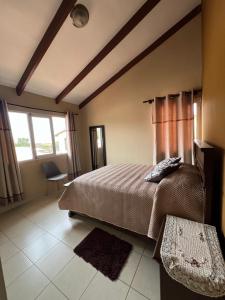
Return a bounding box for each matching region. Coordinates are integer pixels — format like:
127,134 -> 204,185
9,110 -> 67,162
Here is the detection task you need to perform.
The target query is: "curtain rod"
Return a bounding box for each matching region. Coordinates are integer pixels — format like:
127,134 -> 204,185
7,102 -> 79,115
143,89 -> 202,104
143,99 -> 154,104
143,96 -> 165,104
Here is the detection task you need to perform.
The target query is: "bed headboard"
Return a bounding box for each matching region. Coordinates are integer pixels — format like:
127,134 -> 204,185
193,139 -> 224,256
193,140 -> 216,225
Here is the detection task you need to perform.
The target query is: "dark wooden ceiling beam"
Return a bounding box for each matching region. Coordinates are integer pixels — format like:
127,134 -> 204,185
55,0 -> 160,103
79,4 -> 201,109
16,0 -> 77,96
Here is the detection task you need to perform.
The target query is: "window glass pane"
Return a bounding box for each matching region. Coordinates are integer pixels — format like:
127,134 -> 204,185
97,128 -> 102,149
193,102 -> 197,140
9,112 -> 33,161
32,116 -> 53,156
52,117 -> 67,154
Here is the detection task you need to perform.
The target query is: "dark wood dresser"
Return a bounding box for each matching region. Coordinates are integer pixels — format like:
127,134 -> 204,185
0,258 -> 7,300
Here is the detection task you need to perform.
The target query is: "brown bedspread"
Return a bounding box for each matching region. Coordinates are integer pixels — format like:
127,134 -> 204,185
148,163 -> 204,239
59,163 -> 204,240
59,164 -> 157,235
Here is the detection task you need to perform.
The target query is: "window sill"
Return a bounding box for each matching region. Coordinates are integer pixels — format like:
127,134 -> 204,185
18,153 -> 68,164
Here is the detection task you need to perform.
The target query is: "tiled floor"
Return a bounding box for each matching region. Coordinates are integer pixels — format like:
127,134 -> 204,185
0,195 -> 160,300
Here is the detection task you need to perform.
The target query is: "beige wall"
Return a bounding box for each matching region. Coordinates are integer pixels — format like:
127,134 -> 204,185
202,0 -> 225,235
0,85 -> 78,202
80,15 -> 202,172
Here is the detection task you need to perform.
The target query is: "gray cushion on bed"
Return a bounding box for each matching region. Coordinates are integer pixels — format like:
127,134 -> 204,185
144,157 -> 181,183
159,157 -> 181,165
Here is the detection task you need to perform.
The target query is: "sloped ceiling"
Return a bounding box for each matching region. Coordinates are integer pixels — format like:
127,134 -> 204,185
0,0 -> 201,105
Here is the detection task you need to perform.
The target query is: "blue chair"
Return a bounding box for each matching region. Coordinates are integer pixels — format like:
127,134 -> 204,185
42,161 -> 67,194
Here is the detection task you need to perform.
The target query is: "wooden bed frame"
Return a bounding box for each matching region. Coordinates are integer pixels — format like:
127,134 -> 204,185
193,139 -> 224,249
69,139 -> 224,250
193,139 -> 224,254
193,139 -> 216,225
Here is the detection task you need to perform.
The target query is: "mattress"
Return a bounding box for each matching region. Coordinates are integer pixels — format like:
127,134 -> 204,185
58,163 -> 157,235
59,163 -> 204,240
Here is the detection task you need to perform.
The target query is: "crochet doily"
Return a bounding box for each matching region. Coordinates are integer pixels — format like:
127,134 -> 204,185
161,216 -> 225,298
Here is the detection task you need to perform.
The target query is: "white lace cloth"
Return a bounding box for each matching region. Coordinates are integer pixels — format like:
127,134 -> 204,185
161,216 -> 225,298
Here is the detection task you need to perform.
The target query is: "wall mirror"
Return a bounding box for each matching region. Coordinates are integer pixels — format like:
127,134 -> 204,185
89,125 -> 106,170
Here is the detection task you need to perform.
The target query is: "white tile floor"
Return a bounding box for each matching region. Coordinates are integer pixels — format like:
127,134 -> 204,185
0,195 -> 160,300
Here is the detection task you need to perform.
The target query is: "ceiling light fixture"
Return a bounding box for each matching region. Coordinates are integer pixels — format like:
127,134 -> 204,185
70,4 -> 89,28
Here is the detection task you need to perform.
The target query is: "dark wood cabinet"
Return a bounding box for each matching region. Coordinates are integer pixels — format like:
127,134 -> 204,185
159,265 -> 224,300
0,258 -> 7,300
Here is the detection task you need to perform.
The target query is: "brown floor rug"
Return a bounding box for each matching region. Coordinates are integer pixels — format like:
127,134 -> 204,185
74,227 -> 133,281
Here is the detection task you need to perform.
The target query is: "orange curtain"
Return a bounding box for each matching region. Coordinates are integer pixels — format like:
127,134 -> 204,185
153,91 -> 194,164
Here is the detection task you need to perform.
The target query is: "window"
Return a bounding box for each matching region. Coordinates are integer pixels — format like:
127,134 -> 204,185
96,127 -> 102,149
193,100 -> 202,140
9,112 -> 33,161
9,112 -> 67,161
52,117 -> 67,154
32,116 -> 54,156
193,102 -> 198,139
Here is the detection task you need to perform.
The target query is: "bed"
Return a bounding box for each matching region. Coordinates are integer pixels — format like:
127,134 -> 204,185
58,140 -> 218,240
